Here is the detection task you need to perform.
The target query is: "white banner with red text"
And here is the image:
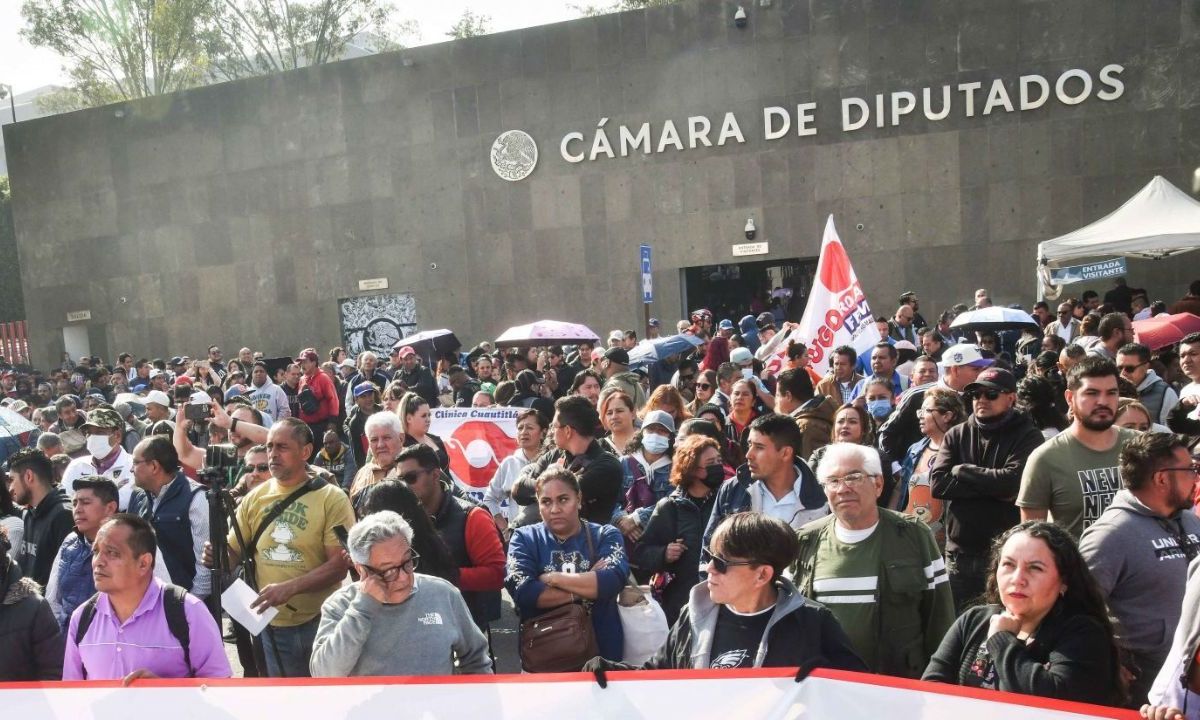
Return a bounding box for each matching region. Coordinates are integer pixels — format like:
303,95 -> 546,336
430,407 -> 520,502
779,215 -> 882,371
0,669 -> 1136,720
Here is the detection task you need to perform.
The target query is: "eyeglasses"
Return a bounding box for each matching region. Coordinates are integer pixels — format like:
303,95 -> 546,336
1118,362 -> 1148,373
398,470 -> 426,484
361,552 -> 420,582
1159,464 -> 1200,477
968,389 -> 1003,401
818,471 -> 873,489
251,464 -> 270,473
707,552 -> 754,575
915,408 -> 944,417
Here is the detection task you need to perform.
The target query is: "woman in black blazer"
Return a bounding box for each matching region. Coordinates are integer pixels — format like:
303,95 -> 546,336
923,521 -> 1124,707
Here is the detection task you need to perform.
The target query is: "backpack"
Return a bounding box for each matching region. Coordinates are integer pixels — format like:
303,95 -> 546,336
75,584 -> 194,679
297,385 -> 320,415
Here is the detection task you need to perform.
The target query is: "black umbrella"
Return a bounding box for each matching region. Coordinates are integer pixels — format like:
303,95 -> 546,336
393,329 -> 462,363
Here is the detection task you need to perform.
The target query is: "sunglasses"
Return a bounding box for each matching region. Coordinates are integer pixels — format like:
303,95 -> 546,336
251,464 -> 270,473
968,389 -> 1003,401
1118,363 -> 1147,373
707,552 -> 754,575
398,470 -> 426,484
360,552 -> 420,583
696,382 -> 713,390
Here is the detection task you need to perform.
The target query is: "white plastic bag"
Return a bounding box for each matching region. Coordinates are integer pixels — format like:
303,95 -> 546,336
617,584 -> 670,665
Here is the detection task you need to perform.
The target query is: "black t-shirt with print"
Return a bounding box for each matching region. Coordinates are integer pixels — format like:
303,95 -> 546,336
708,604 -> 774,669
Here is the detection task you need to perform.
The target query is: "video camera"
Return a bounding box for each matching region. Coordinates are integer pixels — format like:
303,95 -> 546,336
199,443 -> 239,489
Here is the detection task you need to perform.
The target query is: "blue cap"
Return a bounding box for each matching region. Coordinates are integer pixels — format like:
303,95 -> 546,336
718,319 -> 734,330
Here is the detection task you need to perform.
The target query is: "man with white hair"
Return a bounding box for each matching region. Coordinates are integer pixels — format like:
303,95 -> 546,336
790,444 -> 953,679
309,510 -> 491,677
348,412 -> 405,507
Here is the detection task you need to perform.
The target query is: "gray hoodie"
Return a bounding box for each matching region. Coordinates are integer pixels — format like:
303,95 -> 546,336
1080,490 -> 1200,659
1149,557 -> 1200,719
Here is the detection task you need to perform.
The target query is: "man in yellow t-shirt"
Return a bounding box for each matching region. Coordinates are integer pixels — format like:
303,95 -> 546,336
215,417 -> 354,678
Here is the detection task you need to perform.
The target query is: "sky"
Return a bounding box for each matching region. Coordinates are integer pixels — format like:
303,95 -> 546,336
0,0 -> 586,95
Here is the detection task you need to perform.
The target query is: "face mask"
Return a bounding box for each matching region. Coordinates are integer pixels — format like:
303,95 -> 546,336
643,433 -> 670,455
740,367 -> 754,380
866,399 -> 892,419
87,434 -> 114,459
702,464 -> 726,489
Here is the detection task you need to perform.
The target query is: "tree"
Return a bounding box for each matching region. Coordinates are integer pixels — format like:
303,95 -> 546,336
206,0 -> 412,81
21,0 -> 214,111
447,9 -> 490,40
572,0 -> 679,17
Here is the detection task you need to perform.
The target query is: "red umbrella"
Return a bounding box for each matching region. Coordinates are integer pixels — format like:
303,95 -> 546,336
1133,313 -> 1200,350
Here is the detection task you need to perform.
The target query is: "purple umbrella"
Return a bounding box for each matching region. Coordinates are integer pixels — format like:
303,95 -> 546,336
494,320 -> 601,348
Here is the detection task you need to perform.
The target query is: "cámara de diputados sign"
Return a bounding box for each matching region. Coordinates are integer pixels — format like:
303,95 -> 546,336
490,63 -> 1127,180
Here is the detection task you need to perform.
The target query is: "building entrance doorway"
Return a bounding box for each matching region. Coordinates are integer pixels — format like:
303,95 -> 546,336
682,257 -> 816,326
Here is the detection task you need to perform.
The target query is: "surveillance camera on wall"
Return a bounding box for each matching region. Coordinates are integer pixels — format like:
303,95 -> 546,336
429,262 -> 438,270
744,218 -> 757,240
734,6 -> 747,28
856,223 -> 865,231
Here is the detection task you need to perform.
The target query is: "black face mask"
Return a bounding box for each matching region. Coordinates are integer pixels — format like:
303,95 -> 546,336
701,464 -> 726,489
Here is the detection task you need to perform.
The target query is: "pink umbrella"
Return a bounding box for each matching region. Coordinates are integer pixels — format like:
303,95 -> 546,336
494,320 -> 601,348
1133,313 -> 1200,350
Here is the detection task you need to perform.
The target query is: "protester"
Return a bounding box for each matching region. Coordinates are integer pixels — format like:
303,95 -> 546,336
356,481 -> 458,582
511,395 -> 623,528
930,368 -> 1045,612
484,408 -> 546,533
63,514 -> 230,682
247,360 -> 291,424
396,392 -> 449,471
1,475 -> 23,562
309,510 -> 491,677
850,342 -> 908,401
1142,557 -> 1200,720
349,411 -> 405,506
209,418 -> 355,677
589,512 -> 865,671
702,413 -> 826,552
922,521 -> 1122,706
8,448 -> 74,587
632,435 -> 723,624
899,387 -> 966,543
809,405 -> 895,504
569,369 -> 603,406
506,466 -> 630,668
396,444 -> 505,634
60,407 -> 136,510
294,348 -> 340,458
775,368 -> 836,462
614,409 -> 676,540
792,444 -> 953,678
1080,433 -> 1200,706
1017,375 -> 1070,439
1118,343 -> 1181,425
0,530 -> 63,681
127,437 -> 210,598
815,345 -> 862,408
393,347 -> 439,406
46,477 -> 172,629
1089,312 -> 1132,361
1018,358 -> 1139,539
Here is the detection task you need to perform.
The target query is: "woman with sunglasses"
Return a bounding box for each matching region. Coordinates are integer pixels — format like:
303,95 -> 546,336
310,510 -> 492,677
688,369 -> 722,416
586,512 -> 864,671
506,466 -> 630,669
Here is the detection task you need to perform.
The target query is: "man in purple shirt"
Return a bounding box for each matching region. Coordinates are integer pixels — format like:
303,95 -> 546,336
63,514 -> 230,682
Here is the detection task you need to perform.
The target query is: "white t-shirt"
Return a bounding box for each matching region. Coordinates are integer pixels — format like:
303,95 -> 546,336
61,449 -> 136,511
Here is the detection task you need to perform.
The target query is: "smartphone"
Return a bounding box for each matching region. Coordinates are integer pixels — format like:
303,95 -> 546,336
184,403 -> 212,421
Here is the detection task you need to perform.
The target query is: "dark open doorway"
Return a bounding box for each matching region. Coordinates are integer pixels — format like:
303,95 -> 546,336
682,257 -> 817,325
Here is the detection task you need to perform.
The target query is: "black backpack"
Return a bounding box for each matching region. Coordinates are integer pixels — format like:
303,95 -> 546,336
75,584 -> 194,679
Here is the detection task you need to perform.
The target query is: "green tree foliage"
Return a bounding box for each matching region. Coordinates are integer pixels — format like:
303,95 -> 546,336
447,9 -> 490,40
573,0 -> 679,17
21,0 -> 214,111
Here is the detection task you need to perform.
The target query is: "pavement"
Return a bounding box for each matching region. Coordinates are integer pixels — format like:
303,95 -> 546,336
222,590 -> 523,676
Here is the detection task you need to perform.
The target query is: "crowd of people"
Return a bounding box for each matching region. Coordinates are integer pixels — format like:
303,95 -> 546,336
2,277 -> 1200,718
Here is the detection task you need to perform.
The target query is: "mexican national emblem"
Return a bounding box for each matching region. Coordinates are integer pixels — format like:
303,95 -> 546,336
491,130 -> 538,182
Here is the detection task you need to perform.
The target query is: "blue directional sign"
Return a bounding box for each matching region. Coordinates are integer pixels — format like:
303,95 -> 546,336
1049,257 -> 1127,285
640,244 -> 653,303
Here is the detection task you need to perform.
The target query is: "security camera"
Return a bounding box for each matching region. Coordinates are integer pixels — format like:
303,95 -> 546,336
744,218 -> 757,240
856,223 -> 865,231
429,262 -> 438,270
734,6 -> 747,28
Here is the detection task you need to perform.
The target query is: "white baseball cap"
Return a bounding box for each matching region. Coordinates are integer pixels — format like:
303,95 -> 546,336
939,344 -> 995,368
145,390 -> 172,408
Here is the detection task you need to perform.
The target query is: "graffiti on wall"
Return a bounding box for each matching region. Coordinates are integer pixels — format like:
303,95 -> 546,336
339,293 -> 418,357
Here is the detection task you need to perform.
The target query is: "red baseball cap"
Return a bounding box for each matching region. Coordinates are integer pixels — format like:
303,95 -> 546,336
396,346 -> 416,359
295,348 -> 319,363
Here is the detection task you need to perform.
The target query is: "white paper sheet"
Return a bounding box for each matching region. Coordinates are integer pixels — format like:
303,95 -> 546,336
221,578 -> 278,636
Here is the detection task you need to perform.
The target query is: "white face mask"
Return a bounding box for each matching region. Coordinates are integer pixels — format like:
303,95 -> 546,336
740,367 -> 754,380
87,434 -> 114,459
642,433 -> 670,455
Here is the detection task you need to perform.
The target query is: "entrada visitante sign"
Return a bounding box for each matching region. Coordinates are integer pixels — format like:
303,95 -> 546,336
491,63 -> 1126,180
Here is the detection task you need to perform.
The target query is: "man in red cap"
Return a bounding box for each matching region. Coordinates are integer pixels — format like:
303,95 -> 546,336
394,346 -> 439,406
295,348 -> 339,460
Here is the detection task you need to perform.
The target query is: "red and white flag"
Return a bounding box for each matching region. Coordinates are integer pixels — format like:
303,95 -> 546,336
782,215 -> 882,370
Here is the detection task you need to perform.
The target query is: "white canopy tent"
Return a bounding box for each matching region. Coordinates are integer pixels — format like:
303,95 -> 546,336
1037,175 -> 1200,298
